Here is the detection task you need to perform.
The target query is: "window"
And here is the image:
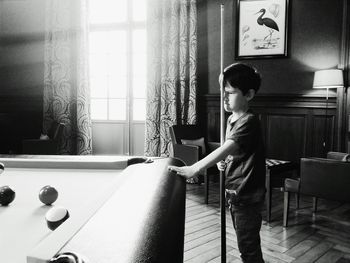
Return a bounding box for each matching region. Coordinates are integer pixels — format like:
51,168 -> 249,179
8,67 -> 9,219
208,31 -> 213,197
89,0 -> 147,121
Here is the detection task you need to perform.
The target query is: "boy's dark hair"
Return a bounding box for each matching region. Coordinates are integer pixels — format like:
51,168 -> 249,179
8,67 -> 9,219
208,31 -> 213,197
223,63 -> 261,95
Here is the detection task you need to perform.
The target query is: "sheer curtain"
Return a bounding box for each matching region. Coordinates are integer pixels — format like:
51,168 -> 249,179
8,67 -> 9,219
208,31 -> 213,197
43,0 -> 92,154
145,0 -> 198,157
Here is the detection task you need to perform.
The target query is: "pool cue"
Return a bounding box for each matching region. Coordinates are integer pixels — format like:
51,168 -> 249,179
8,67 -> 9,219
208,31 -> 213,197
220,3 -> 226,263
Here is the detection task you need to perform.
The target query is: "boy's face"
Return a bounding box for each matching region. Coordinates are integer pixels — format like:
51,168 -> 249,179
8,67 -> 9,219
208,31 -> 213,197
223,83 -> 250,112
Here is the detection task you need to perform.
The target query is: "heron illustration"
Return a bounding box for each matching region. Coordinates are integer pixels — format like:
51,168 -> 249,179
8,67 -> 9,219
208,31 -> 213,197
255,8 -> 279,46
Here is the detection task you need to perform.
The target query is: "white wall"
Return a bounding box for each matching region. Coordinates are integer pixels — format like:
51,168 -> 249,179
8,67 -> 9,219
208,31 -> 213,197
1,0 -> 45,35
1,0 -> 45,85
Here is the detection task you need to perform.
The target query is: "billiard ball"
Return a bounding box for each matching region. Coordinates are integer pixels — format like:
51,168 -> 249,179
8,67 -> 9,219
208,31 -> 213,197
39,185 -> 58,205
0,186 -> 15,206
50,252 -> 87,263
45,206 -> 70,231
0,162 -> 4,174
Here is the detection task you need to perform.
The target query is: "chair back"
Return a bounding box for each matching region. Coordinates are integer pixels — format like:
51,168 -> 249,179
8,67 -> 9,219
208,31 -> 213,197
48,122 -> 65,141
53,123 -> 65,141
169,125 -> 204,144
300,158 -> 350,202
47,122 -> 58,139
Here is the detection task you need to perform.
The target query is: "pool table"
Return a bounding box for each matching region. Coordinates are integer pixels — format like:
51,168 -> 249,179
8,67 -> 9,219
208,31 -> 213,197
0,155 -> 185,263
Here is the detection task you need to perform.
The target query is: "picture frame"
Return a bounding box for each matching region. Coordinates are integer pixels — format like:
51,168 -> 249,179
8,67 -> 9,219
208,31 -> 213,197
235,0 -> 289,59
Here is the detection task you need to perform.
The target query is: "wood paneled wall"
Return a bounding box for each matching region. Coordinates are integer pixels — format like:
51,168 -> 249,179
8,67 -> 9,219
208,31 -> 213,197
0,97 -> 42,153
200,94 -> 338,162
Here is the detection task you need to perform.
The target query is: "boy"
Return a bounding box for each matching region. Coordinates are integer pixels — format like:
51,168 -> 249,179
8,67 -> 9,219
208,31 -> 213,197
168,63 -> 265,263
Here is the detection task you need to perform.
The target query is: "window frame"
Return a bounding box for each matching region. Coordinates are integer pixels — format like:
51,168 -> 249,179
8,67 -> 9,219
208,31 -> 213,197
89,0 -> 147,123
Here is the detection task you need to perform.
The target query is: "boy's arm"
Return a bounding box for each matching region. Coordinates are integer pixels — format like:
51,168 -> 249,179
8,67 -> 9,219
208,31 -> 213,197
168,139 -> 238,179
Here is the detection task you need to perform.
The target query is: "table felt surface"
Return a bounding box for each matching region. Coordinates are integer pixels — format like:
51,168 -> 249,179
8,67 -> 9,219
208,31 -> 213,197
0,165 -> 124,263
27,158 -> 186,263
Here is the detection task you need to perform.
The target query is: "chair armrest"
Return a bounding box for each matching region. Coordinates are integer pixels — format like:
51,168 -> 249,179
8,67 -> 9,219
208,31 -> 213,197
173,144 -> 201,166
284,178 -> 300,193
207,142 -> 220,153
300,158 -> 350,202
327,151 -> 349,161
22,139 -> 58,154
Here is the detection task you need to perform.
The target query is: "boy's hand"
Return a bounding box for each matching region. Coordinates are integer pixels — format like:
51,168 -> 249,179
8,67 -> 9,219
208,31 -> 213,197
168,165 -> 199,179
216,160 -> 226,171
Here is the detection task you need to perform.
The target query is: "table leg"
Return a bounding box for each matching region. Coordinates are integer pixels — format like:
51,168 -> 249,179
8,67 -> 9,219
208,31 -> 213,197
266,169 -> 271,222
204,172 -> 209,204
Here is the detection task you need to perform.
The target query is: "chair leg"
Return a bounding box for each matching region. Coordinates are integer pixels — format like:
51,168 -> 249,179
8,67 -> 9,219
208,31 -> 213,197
312,197 -> 318,212
265,170 -> 271,222
283,191 -> 290,227
204,173 -> 209,204
295,193 -> 300,209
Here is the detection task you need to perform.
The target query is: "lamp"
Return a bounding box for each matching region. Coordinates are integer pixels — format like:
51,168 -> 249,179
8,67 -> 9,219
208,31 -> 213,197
313,69 -> 344,99
313,69 -> 344,151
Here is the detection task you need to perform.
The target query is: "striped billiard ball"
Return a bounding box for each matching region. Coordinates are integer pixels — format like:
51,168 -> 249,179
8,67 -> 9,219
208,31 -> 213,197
49,252 -> 87,263
45,206 -> 70,231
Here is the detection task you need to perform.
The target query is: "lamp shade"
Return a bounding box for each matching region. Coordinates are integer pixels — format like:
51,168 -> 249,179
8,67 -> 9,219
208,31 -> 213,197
313,69 -> 344,89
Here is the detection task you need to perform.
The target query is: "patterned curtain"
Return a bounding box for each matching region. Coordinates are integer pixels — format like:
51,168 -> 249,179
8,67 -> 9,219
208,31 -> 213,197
145,0 -> 198,157
43,0 -> 92,155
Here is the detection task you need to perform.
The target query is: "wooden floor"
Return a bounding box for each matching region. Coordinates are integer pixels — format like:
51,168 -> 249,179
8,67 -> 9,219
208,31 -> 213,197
184,182 -> 350,263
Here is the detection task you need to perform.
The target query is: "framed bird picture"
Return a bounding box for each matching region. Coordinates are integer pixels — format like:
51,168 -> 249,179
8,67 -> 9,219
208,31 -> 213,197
235,0 -> 289,59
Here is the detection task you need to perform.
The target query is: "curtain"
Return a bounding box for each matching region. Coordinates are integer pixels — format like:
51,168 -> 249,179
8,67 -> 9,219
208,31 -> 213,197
43,0 -> 92,155
145,0 -> 198,157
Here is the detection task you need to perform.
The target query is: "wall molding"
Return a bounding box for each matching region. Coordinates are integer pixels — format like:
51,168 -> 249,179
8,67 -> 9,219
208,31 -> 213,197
0,33 -> 45,46
202,93 -> 337,109
199,93 -> 338,161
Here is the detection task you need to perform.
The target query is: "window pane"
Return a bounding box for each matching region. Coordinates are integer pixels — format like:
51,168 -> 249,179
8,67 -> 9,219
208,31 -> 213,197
132,75 -> 146,98
132,30 -> 147,77
109,75 -> 127,98
109,52 -> 127,75
90,32 -> 108,54
90,53 -> 108,77
132,30 -> 147,101
91,99 -> 107,120
132,30 -> 147,53
90,75 -> 108,98
132,0 -> 146,22
109,31 -> 127,53
89,0 -> 127,24
90,31 -> 126,55
133,53 -> 147,76
90,31 -> 127,102
109,99 -> 126,120
133,98 -> 146,121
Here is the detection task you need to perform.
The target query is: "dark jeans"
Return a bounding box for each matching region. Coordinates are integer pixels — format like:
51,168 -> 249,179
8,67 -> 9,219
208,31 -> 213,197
229,201 -> 264,263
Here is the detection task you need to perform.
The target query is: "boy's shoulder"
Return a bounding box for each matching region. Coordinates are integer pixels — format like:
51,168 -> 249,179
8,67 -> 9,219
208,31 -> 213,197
239,110 -> 259,124
233,111 -> 261,132
228,110 -> 258,124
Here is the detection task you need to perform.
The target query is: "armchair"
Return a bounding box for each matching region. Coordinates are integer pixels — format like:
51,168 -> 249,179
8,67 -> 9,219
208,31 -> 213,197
169,125 -> 220,204
283,152 -> 350,227
22,122 -> 65,155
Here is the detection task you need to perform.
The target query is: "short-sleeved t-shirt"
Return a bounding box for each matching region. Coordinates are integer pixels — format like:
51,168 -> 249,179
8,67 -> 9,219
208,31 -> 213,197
225,110 -> 266,205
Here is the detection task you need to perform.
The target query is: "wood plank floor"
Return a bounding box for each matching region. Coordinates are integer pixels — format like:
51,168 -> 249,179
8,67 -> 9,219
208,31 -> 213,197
184,182 -> 350,263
